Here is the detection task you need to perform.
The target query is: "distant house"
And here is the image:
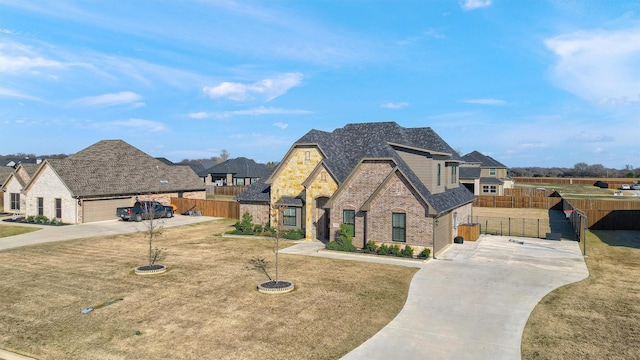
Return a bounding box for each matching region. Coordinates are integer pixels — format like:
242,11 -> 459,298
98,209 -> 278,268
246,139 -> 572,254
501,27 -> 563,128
1,163 -> 39,214
1,157 -> 42,168
199,157 -> 271,189
237,122 -> 475,256
2,140 -> 206,223
459,150 -> 513,195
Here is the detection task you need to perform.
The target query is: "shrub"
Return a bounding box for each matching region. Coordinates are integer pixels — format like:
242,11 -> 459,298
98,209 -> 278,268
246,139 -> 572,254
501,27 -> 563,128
389,244 -> 402,257
402,245 -> 414,258
232,212 -> 254,235
25,216 -> 35,223
418,248 -> 431,259
35,215 -> 48,224
280,229 -> 304,240
363,241 -> 378,254
325,223 -> 356,252
253,224 -> 263,234
377,243 -> 389,255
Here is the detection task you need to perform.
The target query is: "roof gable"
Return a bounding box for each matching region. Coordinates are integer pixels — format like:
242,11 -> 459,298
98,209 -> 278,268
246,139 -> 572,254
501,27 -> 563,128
462,150 -> 507,168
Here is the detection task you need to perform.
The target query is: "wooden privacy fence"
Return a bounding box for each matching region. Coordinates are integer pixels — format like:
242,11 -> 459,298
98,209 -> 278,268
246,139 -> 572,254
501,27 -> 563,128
170,198 -> 240,219
473,195 -> 562,209
211,186 -> 249,196
564,198 -> 640,230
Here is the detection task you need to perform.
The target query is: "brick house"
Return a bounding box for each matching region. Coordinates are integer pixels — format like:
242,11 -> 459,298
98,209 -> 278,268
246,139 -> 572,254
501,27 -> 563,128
459,150 -> 513,195
1,163 -> 39,215
6,140 -> 206,224
236,122 -> 475,256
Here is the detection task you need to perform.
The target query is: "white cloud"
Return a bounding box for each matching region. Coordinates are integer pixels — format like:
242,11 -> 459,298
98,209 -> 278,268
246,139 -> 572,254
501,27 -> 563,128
189,106 -> 311,119
461,98 -> 507,105
102,118 -> 167,132
461,0 -> 492,11
0,87 -> 44,101
203,73 -> 303,102
188,112 -> 209,119
519,142 -> 549,149
70,91 -> 144,107
568,131 -> 615,143
273,122 -> 288,129
545,27 -> 640,105
380,101 -> 409,109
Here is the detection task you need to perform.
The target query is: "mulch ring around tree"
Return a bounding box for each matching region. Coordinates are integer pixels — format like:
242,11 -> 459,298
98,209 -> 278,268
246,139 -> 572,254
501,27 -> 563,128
134,264 -> 167,275
257,280 -> 294,294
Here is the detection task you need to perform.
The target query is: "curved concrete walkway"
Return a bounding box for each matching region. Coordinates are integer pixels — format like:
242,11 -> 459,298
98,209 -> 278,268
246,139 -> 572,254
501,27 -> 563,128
283,235 -> 588,359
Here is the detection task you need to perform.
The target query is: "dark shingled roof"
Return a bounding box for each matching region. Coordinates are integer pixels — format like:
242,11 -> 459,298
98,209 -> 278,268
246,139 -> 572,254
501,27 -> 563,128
202,157 -> 270,178
275,196 -> 304,206
242,122 -> 474,213
0,167 -> 14,187
459,167 -> 481,179
40,140 -> 205,197
462,150 -> 507,168
235,169 -> 273,203
479,177 -> 504,184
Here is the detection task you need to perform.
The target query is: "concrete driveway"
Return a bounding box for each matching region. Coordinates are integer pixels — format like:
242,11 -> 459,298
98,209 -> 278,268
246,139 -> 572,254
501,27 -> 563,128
341,235 -> 588,360
0,215 -> 218,251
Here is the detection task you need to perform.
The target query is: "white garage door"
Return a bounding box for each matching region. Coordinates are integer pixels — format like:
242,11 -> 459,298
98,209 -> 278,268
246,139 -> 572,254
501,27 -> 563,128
83,198 -> 134,223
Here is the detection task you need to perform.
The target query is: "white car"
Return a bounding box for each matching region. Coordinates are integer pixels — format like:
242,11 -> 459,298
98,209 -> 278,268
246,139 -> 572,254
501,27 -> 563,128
632,184 -> 640,190
621,184 -> 631,190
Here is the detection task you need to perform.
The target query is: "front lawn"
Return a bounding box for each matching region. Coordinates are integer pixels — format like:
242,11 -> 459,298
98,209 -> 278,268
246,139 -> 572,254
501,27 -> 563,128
0,219 -> 417,360
0,224 -> 41,238
522,230 -> 640,359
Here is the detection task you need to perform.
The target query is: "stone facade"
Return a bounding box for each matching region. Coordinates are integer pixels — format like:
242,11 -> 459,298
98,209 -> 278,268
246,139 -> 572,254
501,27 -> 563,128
304,164 -> 338,240
270,147 -> 325,238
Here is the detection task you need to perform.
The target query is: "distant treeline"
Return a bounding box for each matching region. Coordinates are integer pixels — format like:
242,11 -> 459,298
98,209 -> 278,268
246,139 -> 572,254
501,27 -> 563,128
509,162 -> 640,178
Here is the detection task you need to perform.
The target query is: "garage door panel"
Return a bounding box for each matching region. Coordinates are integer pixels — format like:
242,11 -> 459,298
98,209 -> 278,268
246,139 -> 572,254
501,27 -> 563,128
434,213 -> 452,256
83,198 -> 133,223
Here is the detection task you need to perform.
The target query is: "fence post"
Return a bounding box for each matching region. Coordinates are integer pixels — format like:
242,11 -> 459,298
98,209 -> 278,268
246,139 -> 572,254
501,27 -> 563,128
537,219 -> 540,238
522,218 -> 525,237
508,218 -> 511,236
486,220 -> 488,235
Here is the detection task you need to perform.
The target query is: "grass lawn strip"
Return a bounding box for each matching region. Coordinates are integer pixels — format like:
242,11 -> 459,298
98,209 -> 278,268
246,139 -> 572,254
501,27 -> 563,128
0,219 -> 417,360
0,224 -> 41,238
521,230 -> 640,359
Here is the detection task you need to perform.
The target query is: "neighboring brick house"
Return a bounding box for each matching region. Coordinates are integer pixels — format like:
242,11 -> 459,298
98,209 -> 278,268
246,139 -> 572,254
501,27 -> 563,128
459,150 -> 513,195
12,140 -> 206,224
1,163 -> 39,214
236,122 -> 475,256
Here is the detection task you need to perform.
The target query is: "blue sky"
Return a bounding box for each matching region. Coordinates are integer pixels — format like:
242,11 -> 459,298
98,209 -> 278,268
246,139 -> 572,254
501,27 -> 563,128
1,0 -> 639,169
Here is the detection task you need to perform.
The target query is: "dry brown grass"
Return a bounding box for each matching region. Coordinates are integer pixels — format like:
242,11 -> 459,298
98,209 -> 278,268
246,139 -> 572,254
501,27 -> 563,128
522,230 -> 640,359
0,219 -> 417,360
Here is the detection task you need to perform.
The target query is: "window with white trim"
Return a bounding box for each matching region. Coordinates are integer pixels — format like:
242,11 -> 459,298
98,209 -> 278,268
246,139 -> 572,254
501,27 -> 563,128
10,193 -> 20,210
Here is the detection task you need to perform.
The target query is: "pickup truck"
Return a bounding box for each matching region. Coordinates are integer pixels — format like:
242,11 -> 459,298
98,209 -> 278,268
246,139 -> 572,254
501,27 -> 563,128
116,201 -> 174,222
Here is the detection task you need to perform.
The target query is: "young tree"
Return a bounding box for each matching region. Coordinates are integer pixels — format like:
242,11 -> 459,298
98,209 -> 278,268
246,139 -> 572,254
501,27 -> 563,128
142,201 -> 165,268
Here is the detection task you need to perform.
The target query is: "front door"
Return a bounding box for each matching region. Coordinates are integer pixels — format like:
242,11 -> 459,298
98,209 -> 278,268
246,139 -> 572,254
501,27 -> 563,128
315,197 -> 330,241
